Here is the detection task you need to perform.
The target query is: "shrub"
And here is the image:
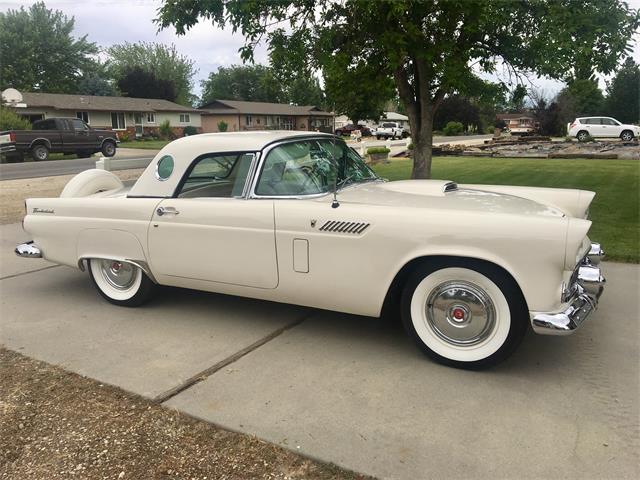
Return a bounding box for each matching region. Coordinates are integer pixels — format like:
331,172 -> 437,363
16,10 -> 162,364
118,132 -> 131,142
217,120 -> 228,132
366,146 -> 390,155
159,119 -> 172,139
0,108 -> 31,130
443,121 -> 464,136
407,142 -> 414,150
183,125 -> 198,136
494,119 -> 507,129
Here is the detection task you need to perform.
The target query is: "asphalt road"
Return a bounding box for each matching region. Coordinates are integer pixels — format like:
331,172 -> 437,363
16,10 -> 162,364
1,222 -> 637,479
0,154 -> 155,181
0,134 -> 492,181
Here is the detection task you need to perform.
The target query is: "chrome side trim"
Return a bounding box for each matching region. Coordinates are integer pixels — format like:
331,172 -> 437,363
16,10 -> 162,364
15,241 -> 42,258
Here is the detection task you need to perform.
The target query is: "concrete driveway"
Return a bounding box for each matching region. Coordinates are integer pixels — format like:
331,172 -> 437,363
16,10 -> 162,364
1,222 -> 638,479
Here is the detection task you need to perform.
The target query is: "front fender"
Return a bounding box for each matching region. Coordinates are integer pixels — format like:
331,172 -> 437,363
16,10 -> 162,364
460,184 -> 595,218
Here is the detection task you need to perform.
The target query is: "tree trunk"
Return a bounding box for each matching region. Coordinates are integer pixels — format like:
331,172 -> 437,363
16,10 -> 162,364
409,112 -> 434,179
393,62 -> 441,179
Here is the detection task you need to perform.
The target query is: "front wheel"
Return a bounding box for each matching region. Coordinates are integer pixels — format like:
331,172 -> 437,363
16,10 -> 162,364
401,263 -> 528,369
101,140 -> 116,157
620,130 -> 634,142
88,258 -> 156,307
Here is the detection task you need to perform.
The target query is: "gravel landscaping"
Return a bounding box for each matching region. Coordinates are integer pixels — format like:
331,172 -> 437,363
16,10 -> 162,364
0,348 -> 370,480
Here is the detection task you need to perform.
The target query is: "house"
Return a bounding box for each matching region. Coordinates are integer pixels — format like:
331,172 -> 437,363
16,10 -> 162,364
497,112 -> 539,134
1,88 -> 202,138
335,111 -> 410,131
199,99 -> 334,133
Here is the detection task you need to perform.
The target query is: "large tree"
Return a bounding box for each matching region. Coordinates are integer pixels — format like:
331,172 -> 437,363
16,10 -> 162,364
200,65 -> 286,104
323,60 -> 395,126
0,2 -> 98,93
117,67 -> 177,101
605,58 -> 640,124
106,42 -> 196,106
157,0 -> 639,178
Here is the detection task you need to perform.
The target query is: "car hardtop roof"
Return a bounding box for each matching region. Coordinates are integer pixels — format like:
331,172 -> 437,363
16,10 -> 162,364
167,130 -> 336,152
127,130 -> 338,198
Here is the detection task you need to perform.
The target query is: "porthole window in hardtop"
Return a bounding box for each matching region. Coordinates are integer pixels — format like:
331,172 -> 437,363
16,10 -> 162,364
156,155 -> 174,181
177,153 -> 255,198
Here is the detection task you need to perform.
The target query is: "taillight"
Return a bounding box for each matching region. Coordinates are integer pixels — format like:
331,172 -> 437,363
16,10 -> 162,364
570,123 -> 576,129
10,132 -> 16,142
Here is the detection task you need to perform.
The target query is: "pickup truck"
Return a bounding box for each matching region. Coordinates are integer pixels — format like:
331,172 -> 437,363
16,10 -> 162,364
375,122 -> 406,139
0,117 -> 118,162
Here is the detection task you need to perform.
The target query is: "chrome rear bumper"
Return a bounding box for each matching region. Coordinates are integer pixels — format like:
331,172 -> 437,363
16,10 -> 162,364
15,241 -> 42,258
532,242 -> 605,335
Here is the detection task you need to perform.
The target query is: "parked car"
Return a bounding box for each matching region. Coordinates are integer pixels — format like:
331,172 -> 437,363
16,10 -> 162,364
334,124 -> 372,137
0,117 -> 119,162
16,131 -> 605,369
375,122 -> 406,139
568,117 -> 639,142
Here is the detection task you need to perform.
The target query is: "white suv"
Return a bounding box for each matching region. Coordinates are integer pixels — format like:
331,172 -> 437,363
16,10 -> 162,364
568,117 -> 639,142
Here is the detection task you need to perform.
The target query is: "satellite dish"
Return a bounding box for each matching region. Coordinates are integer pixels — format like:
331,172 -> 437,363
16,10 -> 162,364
1,88 -> 23,104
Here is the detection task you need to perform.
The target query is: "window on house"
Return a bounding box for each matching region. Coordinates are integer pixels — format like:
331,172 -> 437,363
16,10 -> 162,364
146,113 -> 156,123
76,111 -> 89,124
180,113 -> 190,123
245,115 -> 252,126
111,112 -> 126,129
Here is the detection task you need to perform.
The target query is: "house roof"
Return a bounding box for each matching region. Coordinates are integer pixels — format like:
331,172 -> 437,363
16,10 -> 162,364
15,92 -> 199,113
383,111 -> 409,121
200,99 -> 334,116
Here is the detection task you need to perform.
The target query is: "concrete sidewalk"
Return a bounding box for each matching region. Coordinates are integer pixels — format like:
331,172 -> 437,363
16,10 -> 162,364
1,222 -> 638,479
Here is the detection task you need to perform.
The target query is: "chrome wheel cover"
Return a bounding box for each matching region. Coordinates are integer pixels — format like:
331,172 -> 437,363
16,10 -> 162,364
425,281 -> 496,346
100,260 -> 136,290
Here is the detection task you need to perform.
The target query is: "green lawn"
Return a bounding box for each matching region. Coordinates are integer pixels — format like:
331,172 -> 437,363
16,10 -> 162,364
119,140 -> 170,150
371,157 -> 640,263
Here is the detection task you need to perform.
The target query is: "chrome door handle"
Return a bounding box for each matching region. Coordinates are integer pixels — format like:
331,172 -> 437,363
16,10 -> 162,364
156,206 -> 179,216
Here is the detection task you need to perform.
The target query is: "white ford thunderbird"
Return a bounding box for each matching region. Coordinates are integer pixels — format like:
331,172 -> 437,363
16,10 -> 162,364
16,131 -> 605,369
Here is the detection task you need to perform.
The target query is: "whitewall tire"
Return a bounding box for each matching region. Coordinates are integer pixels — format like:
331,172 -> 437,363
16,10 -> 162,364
88,259 -> 156,307
401,261 -> 528,369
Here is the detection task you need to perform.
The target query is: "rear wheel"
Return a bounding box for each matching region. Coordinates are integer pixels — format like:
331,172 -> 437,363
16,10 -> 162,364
620,130 -> 634,142
88,258 -> 156,307
576,130 -> 590,142
31,144 -> 49,161
401,262 -> 528,369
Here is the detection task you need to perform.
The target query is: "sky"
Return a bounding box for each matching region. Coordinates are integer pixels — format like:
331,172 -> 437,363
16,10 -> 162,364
1,0 -> 639,101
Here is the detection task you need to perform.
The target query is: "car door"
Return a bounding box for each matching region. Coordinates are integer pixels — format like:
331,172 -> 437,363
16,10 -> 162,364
147,152 -> 279,289
69,118 -> 94,150
601,118 -> 621,137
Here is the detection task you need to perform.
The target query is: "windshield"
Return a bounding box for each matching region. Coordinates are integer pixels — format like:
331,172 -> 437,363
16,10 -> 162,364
255,138 -> 379,196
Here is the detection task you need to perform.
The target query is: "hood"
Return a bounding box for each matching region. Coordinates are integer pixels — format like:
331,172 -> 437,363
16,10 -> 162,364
336,180 -> 565,218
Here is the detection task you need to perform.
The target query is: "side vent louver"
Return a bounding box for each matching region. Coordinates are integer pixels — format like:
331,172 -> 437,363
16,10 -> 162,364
319,220 -> 370,234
